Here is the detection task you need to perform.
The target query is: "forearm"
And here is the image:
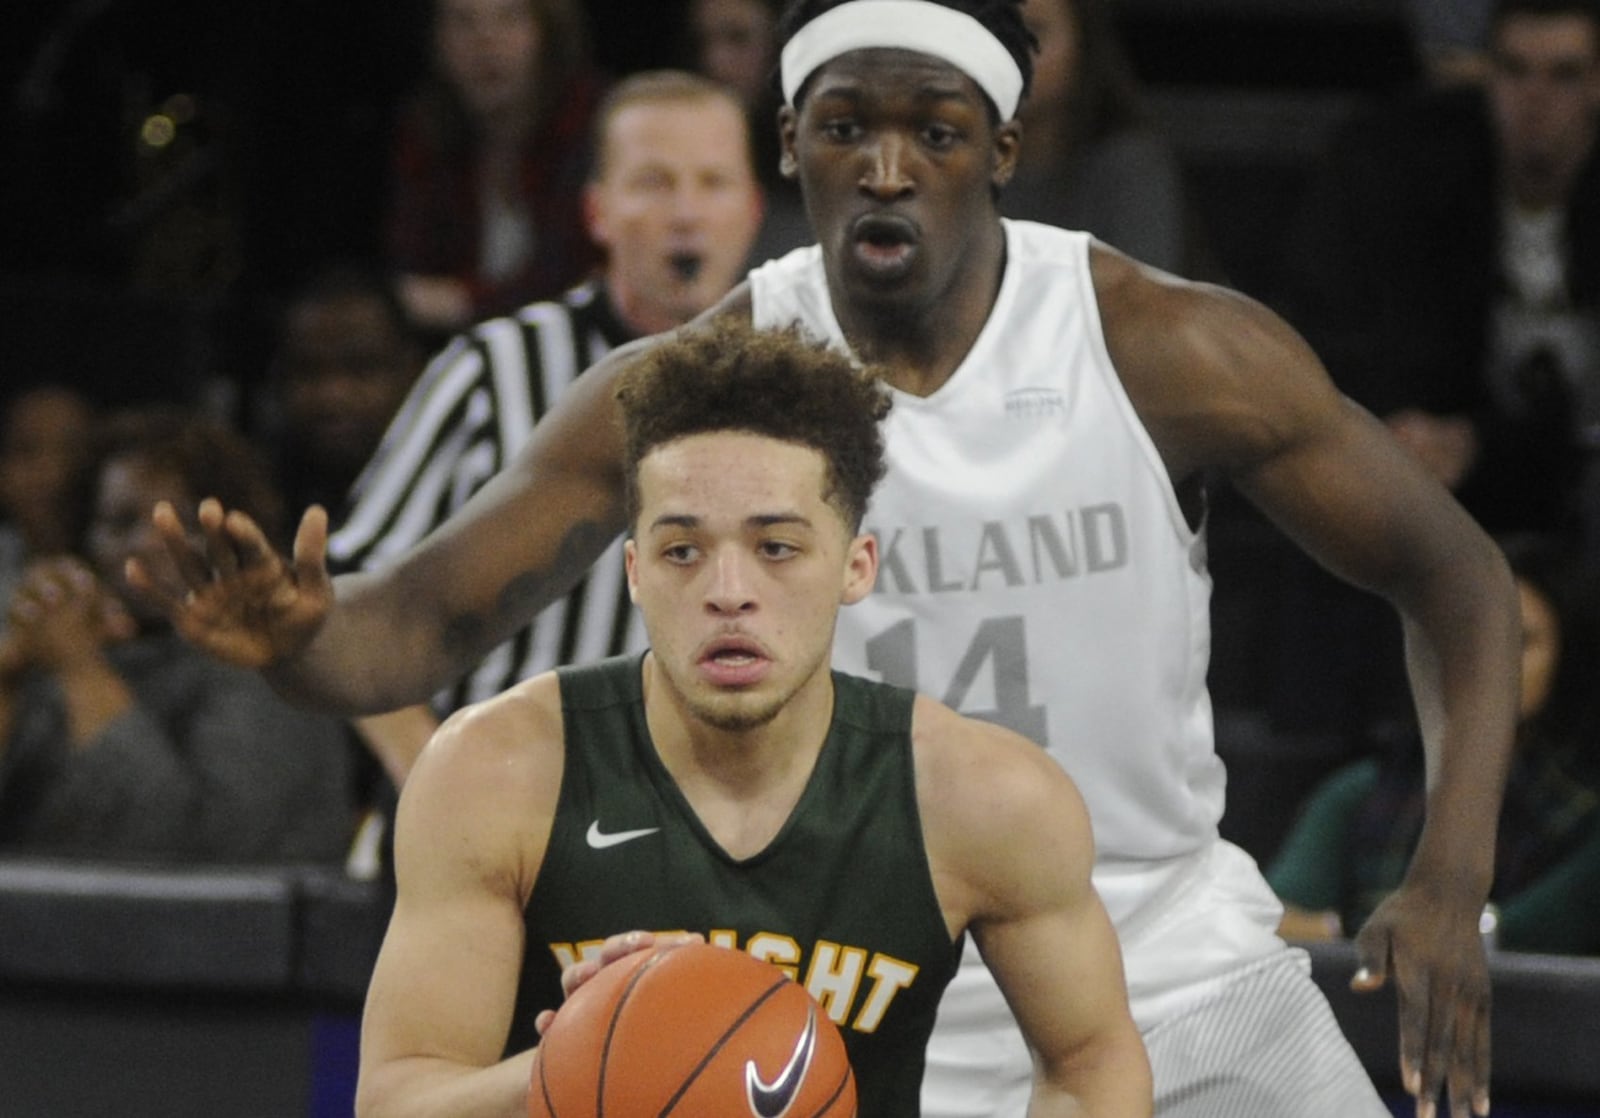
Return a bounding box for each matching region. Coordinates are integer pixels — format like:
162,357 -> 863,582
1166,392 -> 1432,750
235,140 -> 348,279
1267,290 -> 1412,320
1029,1023 -> 1153,1118
357,1051 -> 536,1118
263,567 -> 461,715
1396,531 -> 1519,898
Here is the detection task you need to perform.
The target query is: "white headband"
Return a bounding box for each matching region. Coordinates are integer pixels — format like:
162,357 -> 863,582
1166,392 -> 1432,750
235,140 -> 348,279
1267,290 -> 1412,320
780,0 -> 1024,121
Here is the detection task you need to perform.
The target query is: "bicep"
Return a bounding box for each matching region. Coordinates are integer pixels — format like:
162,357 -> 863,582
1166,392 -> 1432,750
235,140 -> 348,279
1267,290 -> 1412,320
360,870 -> 529,1077
1230,386 -> 1476,600
963,763 -> 1152,1115
360,720 -> 541,1082
347,343 -> 636,672
952,749 -> 1137,1074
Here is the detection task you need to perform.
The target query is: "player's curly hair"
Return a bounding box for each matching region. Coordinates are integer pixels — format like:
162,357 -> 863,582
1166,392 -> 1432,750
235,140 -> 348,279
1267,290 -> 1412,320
773,0 -> 1037,117
616,318 -> 891,533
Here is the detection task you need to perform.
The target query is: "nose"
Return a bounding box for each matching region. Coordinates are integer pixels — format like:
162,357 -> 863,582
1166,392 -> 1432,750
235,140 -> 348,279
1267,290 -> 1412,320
859,133 -> 915,201
704,548 -> 757,615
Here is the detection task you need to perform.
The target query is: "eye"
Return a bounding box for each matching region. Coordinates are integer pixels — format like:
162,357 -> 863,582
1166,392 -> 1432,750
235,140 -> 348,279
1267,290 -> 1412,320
662,542 -> 699,564
820,118 -> 862,143
922,122 -> 959,150
759,539 -> 799,560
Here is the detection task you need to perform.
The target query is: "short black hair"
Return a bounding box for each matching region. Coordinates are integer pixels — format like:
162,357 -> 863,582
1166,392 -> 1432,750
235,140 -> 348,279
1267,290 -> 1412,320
773,0 -> 1037,119
617,318 -> 891,532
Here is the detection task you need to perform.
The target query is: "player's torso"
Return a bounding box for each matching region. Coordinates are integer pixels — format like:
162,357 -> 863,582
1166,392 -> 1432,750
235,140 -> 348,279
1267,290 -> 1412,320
512,657 -> 961,1118
750,223 -> 1224,894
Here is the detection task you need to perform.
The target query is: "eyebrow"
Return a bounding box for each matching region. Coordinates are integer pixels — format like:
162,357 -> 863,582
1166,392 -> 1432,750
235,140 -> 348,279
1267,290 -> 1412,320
647,513 -> 815,532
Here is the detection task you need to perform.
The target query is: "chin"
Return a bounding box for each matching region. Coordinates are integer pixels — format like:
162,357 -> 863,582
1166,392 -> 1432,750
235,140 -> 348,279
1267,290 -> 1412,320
687,693 -> 785,733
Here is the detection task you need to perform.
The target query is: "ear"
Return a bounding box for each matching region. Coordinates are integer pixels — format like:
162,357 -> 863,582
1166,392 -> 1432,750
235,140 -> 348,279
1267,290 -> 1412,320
582,181 -> 610,248
840,532 -> 878,606
624,538 -> 640,604
990,118 -> 1022,189
778,104 -> 799,180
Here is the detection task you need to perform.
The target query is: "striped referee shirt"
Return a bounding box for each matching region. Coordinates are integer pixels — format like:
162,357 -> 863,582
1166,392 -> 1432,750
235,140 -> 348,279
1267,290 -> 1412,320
327,279 -> 647,716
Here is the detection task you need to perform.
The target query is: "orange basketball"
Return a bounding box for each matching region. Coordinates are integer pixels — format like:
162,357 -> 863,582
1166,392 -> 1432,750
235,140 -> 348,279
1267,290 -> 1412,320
528,941 -> 857,1118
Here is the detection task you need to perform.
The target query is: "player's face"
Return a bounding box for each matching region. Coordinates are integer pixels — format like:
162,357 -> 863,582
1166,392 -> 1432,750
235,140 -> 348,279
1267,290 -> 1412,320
587,98 -> 765,335
625,432 -> 876,734
435,0 -> 542,121
779,49 -> 1019,315
1489,13 -> 1600,195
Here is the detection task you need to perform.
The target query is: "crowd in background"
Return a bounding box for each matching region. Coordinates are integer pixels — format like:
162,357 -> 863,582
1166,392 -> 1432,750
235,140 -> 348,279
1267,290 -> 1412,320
1,0 -> 1598,955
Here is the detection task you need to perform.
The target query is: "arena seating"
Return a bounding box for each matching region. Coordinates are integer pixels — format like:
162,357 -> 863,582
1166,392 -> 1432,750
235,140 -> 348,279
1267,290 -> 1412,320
0,857 -> 1596,1117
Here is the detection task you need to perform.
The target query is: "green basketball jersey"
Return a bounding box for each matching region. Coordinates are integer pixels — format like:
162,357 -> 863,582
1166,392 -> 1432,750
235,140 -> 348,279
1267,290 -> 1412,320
506,654 -> 964,1117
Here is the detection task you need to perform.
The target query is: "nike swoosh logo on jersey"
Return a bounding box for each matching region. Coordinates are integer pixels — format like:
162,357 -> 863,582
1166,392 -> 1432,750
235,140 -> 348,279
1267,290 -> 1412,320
745,1003 -> 817,1118
585,821 -> 661,849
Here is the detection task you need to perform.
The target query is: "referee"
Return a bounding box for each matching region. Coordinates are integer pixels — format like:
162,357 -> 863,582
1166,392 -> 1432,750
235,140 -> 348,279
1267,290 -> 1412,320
326,71 -> 765,782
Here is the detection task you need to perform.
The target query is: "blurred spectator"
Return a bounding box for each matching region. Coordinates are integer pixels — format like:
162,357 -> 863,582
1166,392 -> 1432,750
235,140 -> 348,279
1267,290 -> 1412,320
1285,0 -> 1600,539
266,264 -> 428,524
385,0 -> 607,336
0,409 -> 354,864
1263,0 -> 1600,758
329,70 -> 763,785
1269,533 -> 1600,956
685,0 -> 810,264
1408,0 -> 1497,83
0,387 -> 96,618
1001,0 -> 1217,280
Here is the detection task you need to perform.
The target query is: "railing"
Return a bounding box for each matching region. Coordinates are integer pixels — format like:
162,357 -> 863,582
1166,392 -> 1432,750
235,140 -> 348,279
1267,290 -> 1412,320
2,858 -> 1596,1116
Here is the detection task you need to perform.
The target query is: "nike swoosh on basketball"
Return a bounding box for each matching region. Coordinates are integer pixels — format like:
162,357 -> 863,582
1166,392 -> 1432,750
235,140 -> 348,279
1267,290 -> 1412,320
745,1003 -> 817,1118
585,821 -> 661,849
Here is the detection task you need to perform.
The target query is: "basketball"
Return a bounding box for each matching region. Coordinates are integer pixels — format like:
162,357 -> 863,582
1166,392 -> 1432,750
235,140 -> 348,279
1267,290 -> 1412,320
528,941 -> 857,1118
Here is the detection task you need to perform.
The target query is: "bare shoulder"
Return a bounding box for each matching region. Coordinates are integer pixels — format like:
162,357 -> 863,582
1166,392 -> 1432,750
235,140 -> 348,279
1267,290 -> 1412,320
908,700 -> 1094,921
417,673 -> 565,798
911,696 -> 1067,808
1087,241 -> 1345,482
397,672 -> 568,896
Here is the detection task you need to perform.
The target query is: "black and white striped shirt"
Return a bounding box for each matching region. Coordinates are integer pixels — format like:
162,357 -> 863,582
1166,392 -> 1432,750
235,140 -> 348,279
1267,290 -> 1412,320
327,279 -> 646,715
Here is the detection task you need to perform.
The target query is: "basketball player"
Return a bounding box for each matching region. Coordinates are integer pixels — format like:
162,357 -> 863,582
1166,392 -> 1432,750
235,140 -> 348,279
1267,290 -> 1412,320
353,321 -> 1151,1118
138,2 -> 1517,1116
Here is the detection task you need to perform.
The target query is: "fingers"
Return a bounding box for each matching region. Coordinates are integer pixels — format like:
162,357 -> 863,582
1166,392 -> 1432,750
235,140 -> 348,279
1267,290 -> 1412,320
534,1009 -> 556,1038
290,505 -> 333,598
1350,922 -> 1390,994
558,957 -> 603,1000
559,929 -> 706,1000
153,500 -> 214,591
1448,992 -> 1491,1118
215,503 -> 281,574
1394,964 -> 1433,1115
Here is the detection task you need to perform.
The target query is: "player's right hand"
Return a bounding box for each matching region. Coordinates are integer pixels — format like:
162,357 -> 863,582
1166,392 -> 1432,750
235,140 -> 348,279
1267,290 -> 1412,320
126,499 -> 334,670
533,930 -> 704,1038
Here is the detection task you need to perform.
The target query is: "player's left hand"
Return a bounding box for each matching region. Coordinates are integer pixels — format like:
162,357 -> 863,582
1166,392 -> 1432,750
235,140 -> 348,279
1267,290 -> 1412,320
1351,885 -> 1491,1118
533,930 -> 705,1037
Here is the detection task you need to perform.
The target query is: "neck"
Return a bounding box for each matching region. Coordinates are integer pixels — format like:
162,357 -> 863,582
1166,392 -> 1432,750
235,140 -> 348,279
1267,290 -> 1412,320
608,279 -> 694,338
834,219 -> 1007,398
640,654 -> 835,796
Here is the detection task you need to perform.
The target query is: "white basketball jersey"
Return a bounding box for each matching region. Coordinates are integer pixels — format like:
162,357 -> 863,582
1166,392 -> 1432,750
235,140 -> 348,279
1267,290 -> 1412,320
752,221 -> 1224,907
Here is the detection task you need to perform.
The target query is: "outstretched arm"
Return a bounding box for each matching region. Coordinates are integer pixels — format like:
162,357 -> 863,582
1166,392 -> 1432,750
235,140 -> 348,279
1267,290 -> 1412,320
130,338 -> 645,715
917,701 -> 1151,1118
1097,246 -> 1517,1118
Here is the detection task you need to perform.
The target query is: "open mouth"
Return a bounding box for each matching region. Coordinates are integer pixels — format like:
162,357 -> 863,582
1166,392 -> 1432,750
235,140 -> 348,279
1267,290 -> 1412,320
849,213 -> 918,273
669,252 -> 703,282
